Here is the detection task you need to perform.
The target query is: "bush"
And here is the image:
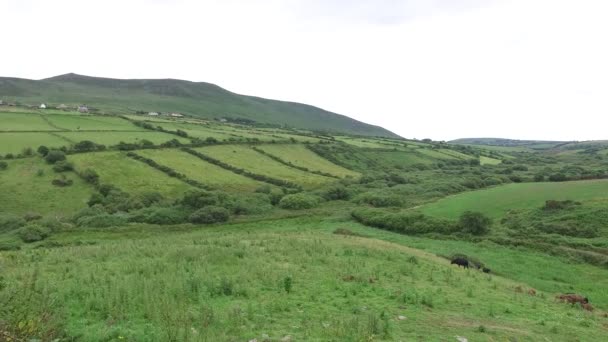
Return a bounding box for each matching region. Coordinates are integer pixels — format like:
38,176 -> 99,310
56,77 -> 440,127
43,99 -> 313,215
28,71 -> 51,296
351,208 -> 456,235
21,147 -> 34,156
548,173 -> 567,182
323,185 -> 351,200
189,206 -> 230,224
128,206 -> 189,225
458,211 -> 492,235
52,160 -> 74,172
279,193 -> 321,210
44,150 -> 66,164
354,191 -> 404,207
52,175 -> 73,187
181,190 -> 223,208
0,215 -> 26,233
17,224 -> 51,242
37,145 -> 50,156
0,161 -> 7,170
224,193 -> 273,215
23,212 -> 42,222
76,213 -> 128,228
80,168 -> 99,184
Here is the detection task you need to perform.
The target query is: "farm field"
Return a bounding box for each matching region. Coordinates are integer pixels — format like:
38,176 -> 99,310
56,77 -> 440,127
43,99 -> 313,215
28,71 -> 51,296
0,157 -> 93,216
421,179 -> 608,219
0,112 -> 57,131
70,151 -> 193,197
1,217 -> 605,341
55,131 -> 189,146
137,149 -> 267,191
335,136 -> 409,149
0,132 -> 70,154
196,145 -> 334,187
45,114 -> 144,131
480,156 -> 502,165
154,122 -> 239,141
256,144 -> 360,178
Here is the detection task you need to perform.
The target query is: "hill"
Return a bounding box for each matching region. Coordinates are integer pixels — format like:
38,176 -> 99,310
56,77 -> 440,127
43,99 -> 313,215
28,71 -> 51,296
0,73 -> 398,138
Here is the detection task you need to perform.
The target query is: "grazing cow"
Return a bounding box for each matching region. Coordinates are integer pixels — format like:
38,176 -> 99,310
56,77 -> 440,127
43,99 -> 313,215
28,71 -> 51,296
528,288 -> 537,296
451,257 -> 469,269
581,303 -> 594,312
556,294 -> 588,305
482,267 -> 491,273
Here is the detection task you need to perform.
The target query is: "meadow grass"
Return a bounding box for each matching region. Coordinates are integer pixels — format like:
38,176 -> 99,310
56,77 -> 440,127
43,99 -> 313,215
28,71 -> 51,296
154,122 -> 238,141
256,144 -> 360,178
0,132 -> 70,154
420,179 -> 608,219
55,131 -> 189,146
137,149 -> 267,192
70,151 -> 193,197
44,115 -> 145,131
0,157 -> 93,216
0,112 -> 57,131
480,156 -> 502,165
1,217 -> 605,341
196,145 -> 334,188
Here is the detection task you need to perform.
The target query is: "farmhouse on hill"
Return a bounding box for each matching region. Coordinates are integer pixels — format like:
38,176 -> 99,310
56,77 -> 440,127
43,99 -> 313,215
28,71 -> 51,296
78,105 -> 89,113
148,112 -> 159,116
39,103 -> 47,109
170,112 -> 184,118
57,104 -> 68,110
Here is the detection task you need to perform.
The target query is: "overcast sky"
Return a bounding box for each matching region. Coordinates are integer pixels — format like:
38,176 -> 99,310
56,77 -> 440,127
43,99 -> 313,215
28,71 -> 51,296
2,0 -> 607,141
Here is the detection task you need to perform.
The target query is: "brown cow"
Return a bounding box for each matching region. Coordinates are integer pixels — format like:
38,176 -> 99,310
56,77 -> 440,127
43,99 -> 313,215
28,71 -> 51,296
528,288 -> 537,296
581,303 -> 594,312
556,293 -> 588,305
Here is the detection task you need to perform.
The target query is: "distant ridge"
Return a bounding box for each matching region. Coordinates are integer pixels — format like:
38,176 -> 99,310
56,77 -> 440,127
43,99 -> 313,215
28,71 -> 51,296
0,73 -> 399,138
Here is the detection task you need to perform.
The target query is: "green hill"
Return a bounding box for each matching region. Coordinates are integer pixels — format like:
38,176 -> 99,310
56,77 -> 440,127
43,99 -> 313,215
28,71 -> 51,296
0,73 -> 398,138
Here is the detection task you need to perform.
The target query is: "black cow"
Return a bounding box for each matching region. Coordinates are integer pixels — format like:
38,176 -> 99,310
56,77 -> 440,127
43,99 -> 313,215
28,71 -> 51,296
482,267 -> 491,273
450,257 -> 469,268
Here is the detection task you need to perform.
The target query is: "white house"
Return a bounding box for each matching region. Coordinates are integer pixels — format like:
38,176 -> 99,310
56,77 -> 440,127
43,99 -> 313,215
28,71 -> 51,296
39,103 -> 47,109
78,105 -> 89,113
170,112 -> 184,118
56,104 -> 68,110
0,100 -> 4,105
148,112 -> 159,116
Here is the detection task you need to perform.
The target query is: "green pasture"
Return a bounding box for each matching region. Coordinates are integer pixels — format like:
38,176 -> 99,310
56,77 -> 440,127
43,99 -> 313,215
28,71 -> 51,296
45,114 -> 144,131
256,144 -> 360,178
0,132 -> 70,154
55,131 -> 189,146
154,122 -> 237,141
0,112 -> 56,131
137,149 -> 266,192
480,156 -> 502,165
196,145 -> 334,187
421,179 -> 608,219
70,151 -> 193,197
0,157 -> 93,216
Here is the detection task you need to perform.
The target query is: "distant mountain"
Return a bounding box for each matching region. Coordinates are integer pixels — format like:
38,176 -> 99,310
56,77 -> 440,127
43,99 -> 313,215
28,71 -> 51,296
0,73 -> 398,138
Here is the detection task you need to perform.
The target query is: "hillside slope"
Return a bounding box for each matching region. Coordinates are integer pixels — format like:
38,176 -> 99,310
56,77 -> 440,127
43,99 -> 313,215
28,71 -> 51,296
0,73 -> 398,138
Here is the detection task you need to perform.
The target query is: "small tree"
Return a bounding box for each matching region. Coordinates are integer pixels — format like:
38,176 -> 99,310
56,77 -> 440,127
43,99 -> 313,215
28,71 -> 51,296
459,211 -> 492,235
0,161 -> 7,170
189,206 -> 230,224
44,150 -> 66,164
17,224 -> 51,243
37,145 -> 50,156
80,168 -> 100,184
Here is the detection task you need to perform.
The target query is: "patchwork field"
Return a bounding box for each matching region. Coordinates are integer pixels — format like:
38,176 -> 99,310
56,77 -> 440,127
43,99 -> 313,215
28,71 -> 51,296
70,151 -> 193,197
154,122 -> 239,141
196,145 -> 334,187
55,131 -> 189,146
421,179 -> 608,219
45,114 -> 144,131
0,157 -> 93,216
256,144 -> 360,178
480,156 -> 502,165
0,112 -> 57,131
137,149 -> 266,192
0,132 -> 70,154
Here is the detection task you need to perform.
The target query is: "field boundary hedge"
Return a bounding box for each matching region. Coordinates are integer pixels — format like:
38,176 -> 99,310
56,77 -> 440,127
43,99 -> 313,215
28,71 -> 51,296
251,146 -> 340,179
181,147 -> 301,190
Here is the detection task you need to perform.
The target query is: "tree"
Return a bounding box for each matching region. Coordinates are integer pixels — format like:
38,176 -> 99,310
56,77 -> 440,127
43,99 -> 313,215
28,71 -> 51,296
80,168 -> 99,184
189,206 -> 230,224
44,150 -> 66,164
73,140 -> 98,152
0,161 -> 7,170
37,145 -> 50,156
458,211 -> 492,235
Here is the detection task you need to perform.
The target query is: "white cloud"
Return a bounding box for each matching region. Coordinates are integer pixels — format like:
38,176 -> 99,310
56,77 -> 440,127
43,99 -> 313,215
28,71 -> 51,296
1,0 -> 607,140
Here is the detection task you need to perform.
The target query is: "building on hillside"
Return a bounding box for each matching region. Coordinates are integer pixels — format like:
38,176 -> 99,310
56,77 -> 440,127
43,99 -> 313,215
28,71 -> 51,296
170,112 -> 184,118
56,104 -> 68,110
148,112 -> 159,116
0,100 -> 4,105
39,103 -> 47,109
78,105 -> 89,113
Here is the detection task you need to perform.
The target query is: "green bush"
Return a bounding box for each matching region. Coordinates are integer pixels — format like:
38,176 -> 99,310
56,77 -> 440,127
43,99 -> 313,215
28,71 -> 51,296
129,206 -> 189,225
458,211 -> 492,235
279,193 -> 321,210
44,150 -> 66,164
189,206 -> 230,224
37,145 -> 50,156
0,215 -> 26,233
80,168 -> 100,184
354,191 -> 404,207
0,161 -> 7,170
76,213 -> 128,228
181,190 -> 224,208
17,224 -> 51,243
323,185 -> 351,200
225,193 -> 273,215
52,160 -> 74,172
351,208 -> 455,235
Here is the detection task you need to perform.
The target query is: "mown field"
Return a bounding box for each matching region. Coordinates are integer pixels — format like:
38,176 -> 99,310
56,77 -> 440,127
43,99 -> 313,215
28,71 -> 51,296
0,112 -> 58,131
421,179 -> 608,219
45,115 -> 144,131
0,132 -> 70,154
1,217 -> 606,341
55,131 -> 189,146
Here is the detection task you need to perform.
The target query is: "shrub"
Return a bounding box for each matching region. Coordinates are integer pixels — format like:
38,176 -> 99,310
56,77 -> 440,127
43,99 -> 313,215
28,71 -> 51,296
279,193 -> 321,210
17,224 -> 51,242
76,213 -> 128,228
354,191 -> 404,207
0,215 -> 26,233
543,200 -> 576,211
181,190 -> 223,208
80,168 -> 99,184
23,212 -> 42,222
548,173 -> 567,182
129,206 -> 189,225
37,145 -> 50,156
323,185 -> 351,200
189,206 -> 230,224
458,211 -> 492,235
351,208 -> 456,235
52,160 -> 74,172
73,140 -> 104,152
224,193 -> 273,215
0,161 -> 7,170
21,147 -> 34,156
52,175 -> 73,187
44,150 -> 66,164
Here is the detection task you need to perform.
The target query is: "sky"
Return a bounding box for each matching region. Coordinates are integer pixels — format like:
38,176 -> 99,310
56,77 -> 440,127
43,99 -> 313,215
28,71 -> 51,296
2,0 -> 607,141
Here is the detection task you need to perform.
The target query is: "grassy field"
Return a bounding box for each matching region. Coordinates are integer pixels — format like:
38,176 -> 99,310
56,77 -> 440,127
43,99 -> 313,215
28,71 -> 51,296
0,132 -> 70,154
480,156 -> 502,165
256,144 -> 360,178
197,145 -> 334,187
1,217 -> 605,341
55,131 -> 189,146
154,122 -> 239,141
0,112 -> 56,131
45,115 -> 144,131
70,151 -> 193,197
0,157 -> 93,216
421,179 -> 608,219
137,149 -> 267,192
